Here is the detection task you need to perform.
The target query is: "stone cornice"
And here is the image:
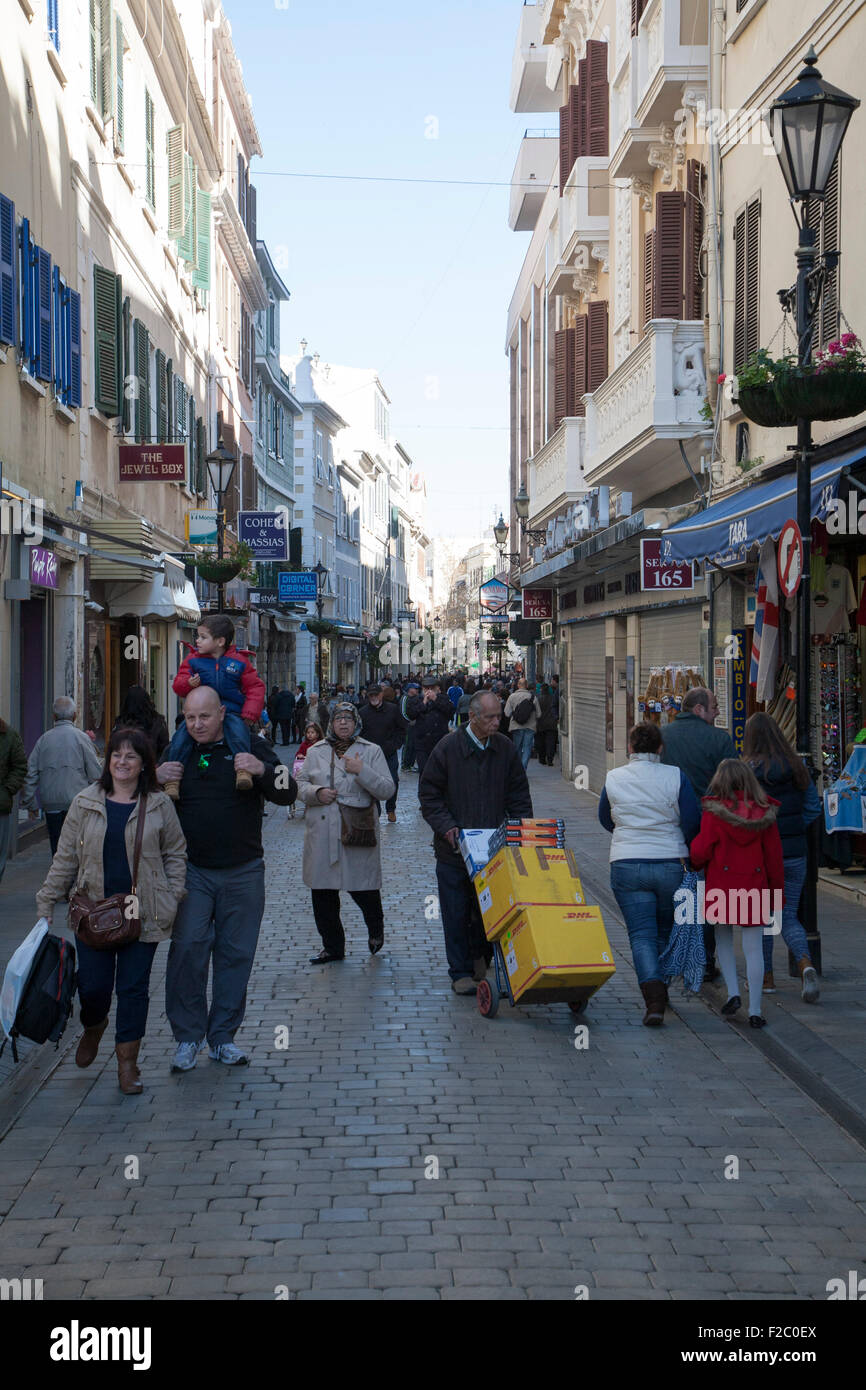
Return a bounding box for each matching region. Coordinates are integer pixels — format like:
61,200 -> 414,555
127,0 -> 221,187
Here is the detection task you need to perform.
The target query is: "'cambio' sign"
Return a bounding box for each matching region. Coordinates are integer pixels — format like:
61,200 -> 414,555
640,539 -> 694,593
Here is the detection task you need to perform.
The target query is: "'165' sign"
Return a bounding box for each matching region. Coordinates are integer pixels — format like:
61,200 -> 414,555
641,539 -> 694,593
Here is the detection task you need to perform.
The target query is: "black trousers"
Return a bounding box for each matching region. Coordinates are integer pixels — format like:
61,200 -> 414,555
535,729 -> 557,764
311,889 -> 384,955
279,720 -> 293,744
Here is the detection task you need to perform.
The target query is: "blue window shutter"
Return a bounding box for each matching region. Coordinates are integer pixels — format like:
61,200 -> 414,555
48,0 -> 60,51
35,247 -> 52,382
53,265 -> 63,396
68,288 -> 81,407
0,193 -> 15,347
20,216 -> 32,366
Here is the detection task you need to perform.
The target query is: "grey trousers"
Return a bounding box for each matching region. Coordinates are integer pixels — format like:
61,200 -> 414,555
165,858 -> 266,1046
0,813 -> 11,884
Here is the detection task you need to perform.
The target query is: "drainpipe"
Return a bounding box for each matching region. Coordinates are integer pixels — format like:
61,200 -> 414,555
706,0 -> 726,410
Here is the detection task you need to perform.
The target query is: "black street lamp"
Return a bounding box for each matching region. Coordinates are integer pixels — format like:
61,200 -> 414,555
513,485 -> 548,545
313,559 -> 328,696
494,512 -> 521,566
766,48 -> 859,971
205,435 -> 237,612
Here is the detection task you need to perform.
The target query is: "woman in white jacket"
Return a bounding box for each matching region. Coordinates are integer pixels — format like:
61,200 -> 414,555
297,703 -> 395,964
599,722 -> 701,1026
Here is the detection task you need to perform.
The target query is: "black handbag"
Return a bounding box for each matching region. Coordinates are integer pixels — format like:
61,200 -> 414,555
330,749 -> 377,848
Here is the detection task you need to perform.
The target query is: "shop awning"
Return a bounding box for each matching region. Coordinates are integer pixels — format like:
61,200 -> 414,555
106,554 -> 201,623
661,449 -> 865,567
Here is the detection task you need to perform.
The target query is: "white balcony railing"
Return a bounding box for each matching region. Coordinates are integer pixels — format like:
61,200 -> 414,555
633,0 -> 708,127
528,417 -> 587,527
510,2 -> 562,113
584,320 -> 709,487
509,130 -> 559,232
547,156 -> 610,293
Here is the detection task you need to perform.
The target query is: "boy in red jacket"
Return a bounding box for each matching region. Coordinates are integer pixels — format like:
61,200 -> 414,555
165,615 -> 265,796
690,759 -> 785,1030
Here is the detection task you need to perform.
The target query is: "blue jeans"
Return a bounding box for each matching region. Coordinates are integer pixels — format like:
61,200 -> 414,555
435,857 -> 490,981
45,809 -> 68,857
167,710 -> 250,765
76,938 -> 159,1043
512,727 -> 534,769
610,858 -> 683,985
763,855 -> 810,970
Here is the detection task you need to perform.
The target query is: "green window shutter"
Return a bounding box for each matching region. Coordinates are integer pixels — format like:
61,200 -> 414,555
165,357 -> 173,439
187,395 -> 195,488
133,318 -> 150,442
120,293 -> 131,432
166,125 -> 184,238
144,90 -> 155,209
93,265 -> 121,416
196,416 -> 205,495
178,157 -> 196,263
89,0 -> 99,105
99,0 -> 112,120
192,188 -> 211,291
155,348 -> 167,441
114,17 -> 124,153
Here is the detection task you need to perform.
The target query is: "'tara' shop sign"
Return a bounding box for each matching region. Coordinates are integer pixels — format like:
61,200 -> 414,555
119,444 -> 186,482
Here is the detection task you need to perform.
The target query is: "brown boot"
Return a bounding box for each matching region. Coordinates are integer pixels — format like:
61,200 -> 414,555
639,980 -> 666,1027
235,769 -> 254,791
164,779 -> 181,801
116,1040 -> 143,1095
75,1018 -> 108,1068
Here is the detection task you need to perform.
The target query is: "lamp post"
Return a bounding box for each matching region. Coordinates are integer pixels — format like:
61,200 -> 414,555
767,48 -> 859,971
513,485 -> 548,545
205,436 -> 237,613
313,559 -> 328,696
494,512 -> 522,567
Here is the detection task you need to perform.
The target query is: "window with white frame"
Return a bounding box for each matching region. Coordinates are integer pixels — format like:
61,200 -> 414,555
315,429 -> 324,480
256,380 -> 263,441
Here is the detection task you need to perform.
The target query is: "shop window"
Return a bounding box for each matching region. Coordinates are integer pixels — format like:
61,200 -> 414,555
736,422 -> 751,466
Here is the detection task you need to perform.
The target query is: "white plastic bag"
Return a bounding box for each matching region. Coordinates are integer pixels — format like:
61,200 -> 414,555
0,918 -> 50,1040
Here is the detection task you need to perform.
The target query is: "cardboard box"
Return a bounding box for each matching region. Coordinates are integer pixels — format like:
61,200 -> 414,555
499,904 -> 615,1003
474,845 -> 586,939
458,828 -> 504,878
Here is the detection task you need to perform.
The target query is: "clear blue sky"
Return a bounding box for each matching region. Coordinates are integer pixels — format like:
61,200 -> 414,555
226,0 -> 531,538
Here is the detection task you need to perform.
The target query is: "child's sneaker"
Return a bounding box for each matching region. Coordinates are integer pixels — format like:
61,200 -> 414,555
164,779 -> 181,801
235,769 -> 254,791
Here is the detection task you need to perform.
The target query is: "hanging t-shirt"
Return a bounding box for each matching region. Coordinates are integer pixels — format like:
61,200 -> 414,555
812,562 -> 857,636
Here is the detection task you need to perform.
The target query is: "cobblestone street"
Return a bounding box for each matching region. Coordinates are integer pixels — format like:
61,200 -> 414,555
1,760 -> 865,1301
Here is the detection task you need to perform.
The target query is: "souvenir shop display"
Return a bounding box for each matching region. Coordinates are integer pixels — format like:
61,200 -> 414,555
811,635 -> 862,783
824,745 -> 866,835
764,665 -> 798,745
639,665 -> 704,725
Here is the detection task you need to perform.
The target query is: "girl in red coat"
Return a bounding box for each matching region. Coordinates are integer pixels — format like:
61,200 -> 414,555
689,760 -> 785,1029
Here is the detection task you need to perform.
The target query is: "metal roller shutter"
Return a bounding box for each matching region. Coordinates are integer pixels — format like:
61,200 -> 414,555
639,605 -> 704,693
568,619 -> 607,793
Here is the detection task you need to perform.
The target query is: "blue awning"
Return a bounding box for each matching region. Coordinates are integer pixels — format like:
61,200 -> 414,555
661,448 -> 865,567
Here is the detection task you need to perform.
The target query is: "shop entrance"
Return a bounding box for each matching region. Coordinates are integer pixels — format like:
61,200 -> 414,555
19,596 -> 48,755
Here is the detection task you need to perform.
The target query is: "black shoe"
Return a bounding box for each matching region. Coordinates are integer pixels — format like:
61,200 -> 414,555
721,995 -> 741,1016
749,1015 -> 767,1029
368,933 -> 384,955
309,949 -> 344,964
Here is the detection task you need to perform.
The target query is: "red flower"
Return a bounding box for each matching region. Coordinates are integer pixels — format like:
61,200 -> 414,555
717,373 -> 727,383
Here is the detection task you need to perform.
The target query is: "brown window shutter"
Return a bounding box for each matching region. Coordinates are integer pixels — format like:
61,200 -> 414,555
242,451 -> 254,512
652,191 -> 685,319
554,328 -> 569,425
587,301 -> 609,393
569,83 -> 582,172
733,208 -> 747,370
631,0 -> 647,35
643,230 -> 654,333
577,60 -> 589,161
586,41 -> 609,158
816,157 -> 839,349
745,197 -> 761,362
574,314 -> 588,417
685,159 -> 705,320
559,103 -> 571,190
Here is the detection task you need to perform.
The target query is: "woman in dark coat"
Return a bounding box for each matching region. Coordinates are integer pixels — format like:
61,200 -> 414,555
114,685 -> 170,759
534,684 -> 557,765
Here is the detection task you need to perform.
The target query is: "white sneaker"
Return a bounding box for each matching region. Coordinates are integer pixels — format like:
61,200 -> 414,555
209,1042 -> 249,1065
800,966 -> 820,1003
171,1039 -> 205,1072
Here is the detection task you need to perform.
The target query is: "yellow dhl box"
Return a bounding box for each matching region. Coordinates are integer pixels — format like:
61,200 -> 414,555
474,845 -> 586,941
499,904 -> 615,1003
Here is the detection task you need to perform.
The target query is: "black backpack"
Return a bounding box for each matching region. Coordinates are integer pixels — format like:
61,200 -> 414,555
512,695 -> 534,725
0,934 -> 77,1063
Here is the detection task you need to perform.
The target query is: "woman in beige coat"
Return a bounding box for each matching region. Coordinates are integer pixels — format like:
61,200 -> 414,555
298,703 -> 395,963
36,726 -> 187,1094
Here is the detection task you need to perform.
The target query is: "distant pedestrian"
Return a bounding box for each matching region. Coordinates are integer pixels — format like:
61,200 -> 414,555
22,696 -> 103,854
455,679 -> 476,728
689,760 -> 785,1030
534,683 -> 557,766
661,686 -> 735,982
742,713 -> 822,1002
271,686 -> 296,746
35,727 -> 187,1094
406,678 -> 453,779
419,691 -> 532,994
0,716 -> 27,885
504,679 -> 540,770
358,685 -> 407,822
293,686 -> 309,741
307,693 -> 327,735
114,685 -> 170,759
158,685 -> 296,1069
297,703 -> 395,963
599,722 -> 701,1026
400,682 -> 420,770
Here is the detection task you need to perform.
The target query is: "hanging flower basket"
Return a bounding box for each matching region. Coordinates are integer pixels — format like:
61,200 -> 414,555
774,367 -> 866,423
305,618 -> 337,639
734,384 -> 798,429
194,558 -> 243,585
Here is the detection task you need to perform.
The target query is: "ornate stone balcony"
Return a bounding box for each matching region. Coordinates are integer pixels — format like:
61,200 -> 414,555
527,416 -> 587,528
583,320 -> 711,500
546,157 -> 610,297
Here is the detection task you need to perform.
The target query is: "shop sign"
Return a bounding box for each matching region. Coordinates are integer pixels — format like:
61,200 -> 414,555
640,539 -> 694,592
119,444 -> 186,481
523,589 -> 553,620
29,546 -> 58,589
480,612 -> 511,626
278,571 -> 318,602
479,578 -> 509,614
238,510 -> 290,560
186,510 -> 219,545
397,609 -> 416,624
730,628 -> 747,753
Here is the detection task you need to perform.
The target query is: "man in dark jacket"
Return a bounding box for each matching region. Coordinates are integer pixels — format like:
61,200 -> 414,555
660,685 -> 735,980
406,677 -> 453,779
420,691 -> 533,994
272,687 -> 296,745
0,717 -> 27,884
358,684 -> 407,822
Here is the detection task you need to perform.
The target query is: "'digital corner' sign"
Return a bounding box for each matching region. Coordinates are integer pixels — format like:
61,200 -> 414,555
119,444 -> 186,481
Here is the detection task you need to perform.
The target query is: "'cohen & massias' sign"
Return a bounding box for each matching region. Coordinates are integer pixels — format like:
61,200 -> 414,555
119,444 -> 186,481
238,510 -> 290,560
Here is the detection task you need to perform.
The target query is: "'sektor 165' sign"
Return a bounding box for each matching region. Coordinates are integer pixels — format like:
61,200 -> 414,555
640,539 -> 694,592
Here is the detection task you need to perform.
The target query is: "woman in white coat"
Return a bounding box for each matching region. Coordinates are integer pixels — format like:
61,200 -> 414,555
297,702 -> 395,964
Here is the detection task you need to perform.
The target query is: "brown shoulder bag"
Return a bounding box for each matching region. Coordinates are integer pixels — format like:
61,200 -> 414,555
68,797 -> 147,950
330,749 -> 377,848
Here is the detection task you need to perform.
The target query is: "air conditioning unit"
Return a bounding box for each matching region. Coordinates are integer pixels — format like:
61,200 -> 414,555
614,492 -> 633,520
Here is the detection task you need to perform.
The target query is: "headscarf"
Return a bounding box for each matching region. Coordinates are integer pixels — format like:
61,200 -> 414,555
327,702 -> 362,757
